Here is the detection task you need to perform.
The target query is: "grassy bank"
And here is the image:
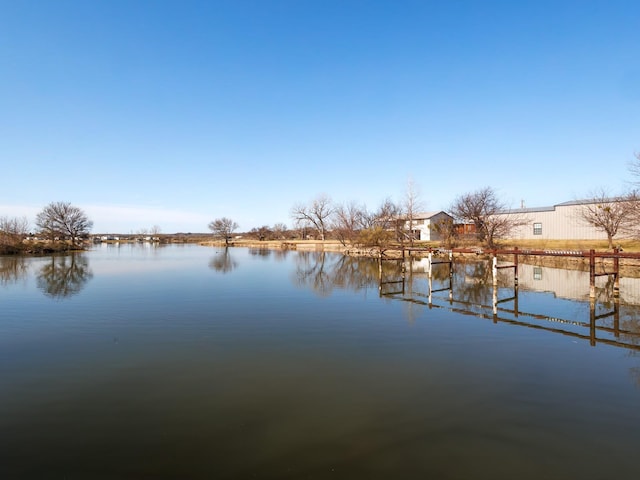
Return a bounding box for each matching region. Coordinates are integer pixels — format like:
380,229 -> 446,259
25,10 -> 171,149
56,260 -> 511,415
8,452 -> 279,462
200,238 -> 640,253
0,242 -> 89,256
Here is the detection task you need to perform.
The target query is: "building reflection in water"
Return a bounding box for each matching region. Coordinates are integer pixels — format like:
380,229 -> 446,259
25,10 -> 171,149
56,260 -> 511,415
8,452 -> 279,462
379,255 -> 640,353
291,251 -> 640,355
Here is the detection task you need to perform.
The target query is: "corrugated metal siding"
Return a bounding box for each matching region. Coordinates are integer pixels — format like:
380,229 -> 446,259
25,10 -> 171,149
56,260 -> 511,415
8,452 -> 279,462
496,204 -> 628,240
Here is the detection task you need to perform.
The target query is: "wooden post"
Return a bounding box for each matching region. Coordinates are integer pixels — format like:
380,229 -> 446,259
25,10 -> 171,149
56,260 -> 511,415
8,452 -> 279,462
492,283 -> 498,318
449,251 -> 454,298
613,247 -> 620,298
589,297 -> 596,346
589,249 -> 596,298
513,246 -> 519,287
378,252 -> 383,296
428,251 -> 433,278
492,255 -> 498,285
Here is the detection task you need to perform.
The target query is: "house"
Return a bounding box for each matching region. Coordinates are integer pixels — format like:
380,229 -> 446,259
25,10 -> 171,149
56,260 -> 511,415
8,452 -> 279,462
402,211 -> 454,242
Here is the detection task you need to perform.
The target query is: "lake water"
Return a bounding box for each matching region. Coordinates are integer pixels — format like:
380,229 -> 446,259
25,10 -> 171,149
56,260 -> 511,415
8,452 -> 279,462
1,244 -> 640,479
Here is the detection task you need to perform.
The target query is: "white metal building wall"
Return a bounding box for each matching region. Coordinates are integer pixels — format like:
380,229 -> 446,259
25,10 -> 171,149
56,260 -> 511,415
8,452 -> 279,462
495,204 -> 614,240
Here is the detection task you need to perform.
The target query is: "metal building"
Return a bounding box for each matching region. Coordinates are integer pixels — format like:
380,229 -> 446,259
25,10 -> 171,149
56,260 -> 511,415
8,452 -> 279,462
494,199 -> 635,241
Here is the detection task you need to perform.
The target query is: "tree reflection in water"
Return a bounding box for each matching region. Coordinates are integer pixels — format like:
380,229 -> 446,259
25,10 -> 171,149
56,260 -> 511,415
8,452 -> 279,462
452,260 -> 493,305
294,251 -> 382,297
248,247 -> 290,262
248,248 -> 271,258
209,248 -> 238,273
0,256 -> 29,286
36,253 -> 93,299
295,253 -> 489,300
293,251 -> 331,296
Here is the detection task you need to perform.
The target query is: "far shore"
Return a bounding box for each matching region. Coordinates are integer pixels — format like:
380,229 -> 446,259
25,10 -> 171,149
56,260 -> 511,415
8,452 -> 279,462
200,238 -> 640,253
199,238 -> 640,277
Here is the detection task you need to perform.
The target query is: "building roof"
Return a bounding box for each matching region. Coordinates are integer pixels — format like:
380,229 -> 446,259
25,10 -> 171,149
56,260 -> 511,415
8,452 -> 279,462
555,197 -> 629,206
412,211 -> 452,219
497,206 -> 556,214
498,197 -> 631,214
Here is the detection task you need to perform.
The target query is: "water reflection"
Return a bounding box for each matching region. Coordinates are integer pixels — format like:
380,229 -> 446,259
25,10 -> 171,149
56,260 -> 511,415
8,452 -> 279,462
248,247 -> 291,262
208,248 -> 238,273
294,251 -> 381,296
0,256 -> 29,285
386,257 -> 640,354
36,253 -> 93,299
3,246 -> 640,477
248,247 -> 272,258
293,252 -> 640,355
294,251 -> 332,296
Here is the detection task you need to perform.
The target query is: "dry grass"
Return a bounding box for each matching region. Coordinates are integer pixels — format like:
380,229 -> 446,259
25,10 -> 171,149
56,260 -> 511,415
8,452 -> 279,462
495,239 -> 640,252
199,237 -> 640,253
200,238 -> 347,251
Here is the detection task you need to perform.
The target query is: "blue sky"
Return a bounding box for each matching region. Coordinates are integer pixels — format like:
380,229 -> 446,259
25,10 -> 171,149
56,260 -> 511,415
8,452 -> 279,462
1,0 -> 638,233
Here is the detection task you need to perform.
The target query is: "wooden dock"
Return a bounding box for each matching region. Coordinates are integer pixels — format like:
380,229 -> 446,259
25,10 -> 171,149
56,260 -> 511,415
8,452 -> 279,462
377,247 -> 640,351
380,246 -> 640,298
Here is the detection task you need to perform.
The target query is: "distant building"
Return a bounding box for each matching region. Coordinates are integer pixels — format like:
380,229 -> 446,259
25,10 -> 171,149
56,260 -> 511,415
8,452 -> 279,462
454,223 -> 476,236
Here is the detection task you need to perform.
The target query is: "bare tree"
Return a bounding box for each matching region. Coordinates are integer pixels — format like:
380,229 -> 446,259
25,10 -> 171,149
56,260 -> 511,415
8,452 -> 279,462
0,216 -> 29,253
272,223 -> 289,239
577,189 -> 638,249
208,217 -> 239,246
291,194 -> 334,241
403,178 -> 423,246
356,226 -> 395,248
358,198 -> 402,247
35,202 -> 93,247
361,198 -> 400,230
450,187 -> 522,248
249,225 -> 273,241
332,201 -> 366,246
628,152 -> 640,185
431,216 -> 458,248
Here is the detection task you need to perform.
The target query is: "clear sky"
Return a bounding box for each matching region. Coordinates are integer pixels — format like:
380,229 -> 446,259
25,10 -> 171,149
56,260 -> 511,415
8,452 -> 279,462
1,0 -> 638,233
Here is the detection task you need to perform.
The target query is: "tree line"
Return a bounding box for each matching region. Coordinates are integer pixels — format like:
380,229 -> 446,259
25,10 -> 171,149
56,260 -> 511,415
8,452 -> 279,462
210,155 -> 640,249
0,201 -> 92,254
208,185 -> 525,249
285,187 -> 527,248
5,157 -> 640,254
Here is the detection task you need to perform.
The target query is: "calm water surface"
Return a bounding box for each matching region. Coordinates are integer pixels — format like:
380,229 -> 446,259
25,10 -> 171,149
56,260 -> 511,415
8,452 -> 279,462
1,244 -> 640,479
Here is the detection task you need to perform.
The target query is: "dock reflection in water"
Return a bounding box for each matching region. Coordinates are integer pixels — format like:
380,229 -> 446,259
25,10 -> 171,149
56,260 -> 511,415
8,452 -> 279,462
376,255 -> 640,353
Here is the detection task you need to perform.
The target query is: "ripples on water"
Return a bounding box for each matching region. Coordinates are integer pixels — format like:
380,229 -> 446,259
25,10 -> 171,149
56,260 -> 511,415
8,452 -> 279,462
1,244 -> 639,479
